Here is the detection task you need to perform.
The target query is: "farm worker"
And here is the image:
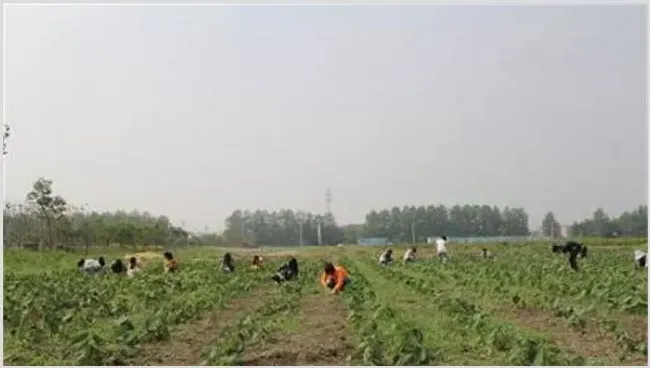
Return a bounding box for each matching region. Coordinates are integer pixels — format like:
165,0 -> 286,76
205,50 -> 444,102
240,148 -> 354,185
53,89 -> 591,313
221,253 -> 235,273
378,248 -> 393,265
251,255 -> 264,269
436,236 -> 449,262
403,247 -> 417,263
320,262 -> 351,294
634,250 -> 647,268
127,257 -> 142,277
77,257 -> 106,275
164,251 -> 179,273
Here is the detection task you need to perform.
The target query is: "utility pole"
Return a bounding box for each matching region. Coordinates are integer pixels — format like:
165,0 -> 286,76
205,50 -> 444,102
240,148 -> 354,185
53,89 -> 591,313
297,212 -> 306,246
240,219 -> 245,243
325,188 -> 332,215
317,222 -> 323,246
411,221 -> 416,245
550,219 -> 555,239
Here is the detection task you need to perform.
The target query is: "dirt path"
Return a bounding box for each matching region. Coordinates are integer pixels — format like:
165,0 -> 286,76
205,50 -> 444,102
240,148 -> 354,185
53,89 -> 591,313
242,292 -> 353,366
130,287 -> 273,366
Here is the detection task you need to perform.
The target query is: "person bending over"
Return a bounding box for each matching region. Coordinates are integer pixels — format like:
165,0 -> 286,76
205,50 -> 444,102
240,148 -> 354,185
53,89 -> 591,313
271,258 -> 299,284
78,257 -> 106,275
110,259 -> 127,274
482,248 -> 494,259
221,252 -> 235,273
634,250 -> 647,268
378,248 -> 393,265
164,251 -> 179,273
320,262 -> 350,295
251,255 -> 264,269
403,247 -> 417,263
127,257 -> 141,277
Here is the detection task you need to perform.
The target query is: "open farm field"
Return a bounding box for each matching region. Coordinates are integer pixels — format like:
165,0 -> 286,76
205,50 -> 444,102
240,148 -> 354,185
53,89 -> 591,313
3,240 -> 648,366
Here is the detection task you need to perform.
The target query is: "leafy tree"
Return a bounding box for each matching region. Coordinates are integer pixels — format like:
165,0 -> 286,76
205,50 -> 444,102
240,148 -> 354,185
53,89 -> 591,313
570,205 -> 647,237
541,211 -> 562,238
362,203 -> 530,240
26,178 -> 68,249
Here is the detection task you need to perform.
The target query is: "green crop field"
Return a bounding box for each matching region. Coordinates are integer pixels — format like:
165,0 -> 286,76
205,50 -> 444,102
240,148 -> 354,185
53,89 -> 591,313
3,240 -> 648,366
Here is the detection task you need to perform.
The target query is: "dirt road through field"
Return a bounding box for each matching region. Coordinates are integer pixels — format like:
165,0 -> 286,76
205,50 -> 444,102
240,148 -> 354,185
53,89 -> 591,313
131,286 -> 273,366
242,291 -> 353,365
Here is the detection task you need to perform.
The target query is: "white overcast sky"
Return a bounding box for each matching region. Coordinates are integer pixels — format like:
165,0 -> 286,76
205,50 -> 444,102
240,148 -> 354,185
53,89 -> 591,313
4,4 -> 647,231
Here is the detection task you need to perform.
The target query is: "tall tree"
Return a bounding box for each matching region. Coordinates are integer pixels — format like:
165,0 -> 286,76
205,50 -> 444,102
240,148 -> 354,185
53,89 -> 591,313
26,178 -> 68,249
541,211 -> 562,238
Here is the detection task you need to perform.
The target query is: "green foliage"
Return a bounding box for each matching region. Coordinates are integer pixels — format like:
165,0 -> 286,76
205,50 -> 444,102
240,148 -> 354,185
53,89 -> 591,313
3,259 -> 268,365
363,204 -> 530,240
340,261 -> 438,365
224,209 -> 344,246
571,206 -> 648,237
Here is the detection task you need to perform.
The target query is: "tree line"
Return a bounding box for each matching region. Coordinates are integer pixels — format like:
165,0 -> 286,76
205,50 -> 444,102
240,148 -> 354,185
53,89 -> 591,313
353,205 -> 530,243
223,209 -> 344,246
3,177 -> 647,250
3,177 -> 194,250
542,206 -> 648,238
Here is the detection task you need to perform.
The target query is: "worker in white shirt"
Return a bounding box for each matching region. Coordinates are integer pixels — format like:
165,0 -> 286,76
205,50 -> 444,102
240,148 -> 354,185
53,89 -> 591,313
403,247 -> 417,263
634,250 -> 647,268
77,257 -> 106,275
378,248 -> 393,265
436,236 -> 449,262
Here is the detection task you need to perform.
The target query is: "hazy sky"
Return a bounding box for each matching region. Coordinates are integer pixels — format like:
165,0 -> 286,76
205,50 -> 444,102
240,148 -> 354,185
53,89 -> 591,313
4,4 -> 647,231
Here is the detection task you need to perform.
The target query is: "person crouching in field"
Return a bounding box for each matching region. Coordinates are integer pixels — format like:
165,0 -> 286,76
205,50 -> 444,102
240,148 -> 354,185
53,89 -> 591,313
78,257 -> 106,275
251,255 -> 264,269
482,248 -> 494,259
164,251 -> 179,273
634,250 -> 647,268
321,262 -> 351,295
221,253 -> 235,273
110,259 -> 127,274
127,257 -> 142,277
271,258 -> 299,284
378,248 -> 393,265
403,247 -> 417,263
436,236 -> 450,262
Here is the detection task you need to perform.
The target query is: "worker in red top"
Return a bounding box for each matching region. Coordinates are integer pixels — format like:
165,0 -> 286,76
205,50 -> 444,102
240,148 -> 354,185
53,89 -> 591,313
320,262 -> 351,294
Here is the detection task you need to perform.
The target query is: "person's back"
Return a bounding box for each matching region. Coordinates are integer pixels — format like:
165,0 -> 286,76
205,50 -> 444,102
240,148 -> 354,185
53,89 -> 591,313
221,253 -> 235,273
634,250 -> 647,268
436,237 -> 447,253
79,257 -> 106,275
403,248 -> 416,263
272,258 -> 299,283
164,252 -> 179,273
378,249 -> 393,265
436,236 -> 449,261
251,255 -> 264,269
127,257 -> 140,277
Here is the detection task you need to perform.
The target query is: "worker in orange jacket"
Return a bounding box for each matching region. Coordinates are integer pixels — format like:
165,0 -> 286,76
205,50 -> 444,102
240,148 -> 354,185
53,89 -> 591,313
320,262 -> 351,294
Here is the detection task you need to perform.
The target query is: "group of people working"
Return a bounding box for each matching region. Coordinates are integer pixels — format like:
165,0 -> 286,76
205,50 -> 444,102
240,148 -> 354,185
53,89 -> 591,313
219,252 -> 350,295
77,251 -> 178,276
378,235 -> 452,265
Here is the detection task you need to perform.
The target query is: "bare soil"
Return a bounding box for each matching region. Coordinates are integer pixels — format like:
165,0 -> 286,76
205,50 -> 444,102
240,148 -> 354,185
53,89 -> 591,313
242,292 -> 353,366
131,287 -> 273,366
